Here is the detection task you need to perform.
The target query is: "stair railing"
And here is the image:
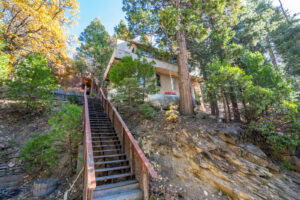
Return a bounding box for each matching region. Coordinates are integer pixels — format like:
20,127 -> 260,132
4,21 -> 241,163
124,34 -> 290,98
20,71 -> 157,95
98,88 -> 157,200
83,86 -> 96,200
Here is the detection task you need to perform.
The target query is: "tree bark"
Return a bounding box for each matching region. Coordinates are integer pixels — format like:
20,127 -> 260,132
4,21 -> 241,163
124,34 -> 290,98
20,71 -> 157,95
225,92 -> 232,121
221,89 -> 229,122
176,30 -> 194,115
266,36 -> 278,66
229,85 -> 241,122
198,82 -> 206,112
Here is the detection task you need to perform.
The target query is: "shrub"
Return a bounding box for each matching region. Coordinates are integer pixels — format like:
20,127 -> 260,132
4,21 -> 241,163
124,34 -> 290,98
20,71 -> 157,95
6,53 -> 57,110
20,103 -> 82,174
249,119 -> 299,153
109,56 -> 157,107
165,104 -> 179,122
20,134 -> 58,173
139,104 -> 156,118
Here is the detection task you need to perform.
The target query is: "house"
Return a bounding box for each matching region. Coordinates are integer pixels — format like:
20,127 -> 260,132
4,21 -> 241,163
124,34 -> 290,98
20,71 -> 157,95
103,39 -> 205,110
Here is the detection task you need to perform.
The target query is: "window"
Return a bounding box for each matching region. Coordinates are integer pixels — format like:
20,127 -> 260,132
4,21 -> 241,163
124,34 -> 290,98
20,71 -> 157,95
156,74 -> 161,86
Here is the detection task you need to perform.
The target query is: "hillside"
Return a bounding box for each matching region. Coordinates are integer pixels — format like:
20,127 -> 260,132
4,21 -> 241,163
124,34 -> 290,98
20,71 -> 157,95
120,109 -> 300,200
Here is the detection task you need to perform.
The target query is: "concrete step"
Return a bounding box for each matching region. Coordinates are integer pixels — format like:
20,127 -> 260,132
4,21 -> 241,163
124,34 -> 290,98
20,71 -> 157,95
94,189 -> 142,200
93,181 -> 140,199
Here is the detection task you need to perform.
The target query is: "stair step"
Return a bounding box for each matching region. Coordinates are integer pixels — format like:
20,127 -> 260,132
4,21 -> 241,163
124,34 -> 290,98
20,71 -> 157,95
94,154 -> 126,159
95,166 -> 130,173
94,160 -> 128,165
95,172 -> 133,182
92,137 -> 119,140
94,180 -> 138,191
94,149 -> 122,153
92,140 -> 120,143
93,181 -> 140,199
92,133 -> 117,136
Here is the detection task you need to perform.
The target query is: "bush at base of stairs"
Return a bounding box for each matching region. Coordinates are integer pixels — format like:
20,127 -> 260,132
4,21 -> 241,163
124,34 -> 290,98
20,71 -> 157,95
20,103 -> 82,174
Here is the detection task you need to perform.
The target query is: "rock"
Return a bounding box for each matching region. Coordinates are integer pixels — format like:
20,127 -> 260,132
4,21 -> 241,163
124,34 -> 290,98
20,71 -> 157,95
218,127 -> 243,145
8,162 -> 15,168
172,145 -> 183,158
204,190 -> 208,196
33,178 -> 59,197
195,113 -> 209,119
241,144 -> 269,167
243,144 -> 267,159
267,162 -> 279,174
290,156 -> 300,172
0,175 -> 24,188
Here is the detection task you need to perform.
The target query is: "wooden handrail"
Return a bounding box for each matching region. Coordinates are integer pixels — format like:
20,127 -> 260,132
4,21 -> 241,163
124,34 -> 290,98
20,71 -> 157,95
99,88 -> 157,178
83,86 -> 96,200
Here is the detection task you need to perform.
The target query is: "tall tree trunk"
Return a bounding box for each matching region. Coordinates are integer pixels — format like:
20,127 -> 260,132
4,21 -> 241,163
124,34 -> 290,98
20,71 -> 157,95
266,36 -> 278,66
221,89 -> 229,122
213,97 -> 219,118
229,85 -> 241,122
176,30 -> 194,115
225,92 -> 232,121
278,0 -> 290,24
198,82 -> 206,112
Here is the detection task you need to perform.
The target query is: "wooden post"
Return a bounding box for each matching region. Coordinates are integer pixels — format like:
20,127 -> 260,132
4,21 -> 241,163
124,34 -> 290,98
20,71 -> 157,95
129,143 -> 133,174
142,165 -> 149,200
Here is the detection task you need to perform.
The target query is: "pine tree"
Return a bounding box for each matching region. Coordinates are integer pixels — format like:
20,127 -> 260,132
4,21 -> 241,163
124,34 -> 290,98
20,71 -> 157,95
114,19 -> 134,40
75,18 -> 112,85
122,0 -> 238,115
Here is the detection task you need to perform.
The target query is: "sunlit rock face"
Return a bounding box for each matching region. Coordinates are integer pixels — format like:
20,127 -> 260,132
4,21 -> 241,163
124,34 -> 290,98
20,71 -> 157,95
123,113 -> 300,200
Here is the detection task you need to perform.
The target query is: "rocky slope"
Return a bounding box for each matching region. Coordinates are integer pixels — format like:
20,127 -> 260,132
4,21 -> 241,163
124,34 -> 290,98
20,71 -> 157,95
121,110 -> 300,200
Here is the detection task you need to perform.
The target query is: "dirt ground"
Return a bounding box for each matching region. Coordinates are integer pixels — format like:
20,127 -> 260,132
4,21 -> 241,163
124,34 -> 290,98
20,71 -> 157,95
0,100 -> 83,200
119,107 -> 300,200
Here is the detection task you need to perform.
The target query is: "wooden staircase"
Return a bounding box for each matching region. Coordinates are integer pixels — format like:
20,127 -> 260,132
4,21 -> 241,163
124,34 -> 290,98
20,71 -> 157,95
83,87 -> 156,200
88,98 -> 142,200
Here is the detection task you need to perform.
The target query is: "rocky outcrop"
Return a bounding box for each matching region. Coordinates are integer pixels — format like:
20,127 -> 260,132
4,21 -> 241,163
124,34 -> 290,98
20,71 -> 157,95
124,113 -> 300,200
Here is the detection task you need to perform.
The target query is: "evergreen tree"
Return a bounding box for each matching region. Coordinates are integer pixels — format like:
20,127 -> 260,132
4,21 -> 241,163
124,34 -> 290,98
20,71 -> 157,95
109,56 -> 157,106
114,19 -> 134,40
122,0 -> 223,115
75,18 -> 112,85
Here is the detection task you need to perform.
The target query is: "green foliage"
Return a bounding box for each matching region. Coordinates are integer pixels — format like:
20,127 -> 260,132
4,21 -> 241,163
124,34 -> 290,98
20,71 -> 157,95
249,118 -> 299,153
139,104 -> 156,118
114,19 -> 134,40
48,103 -> 82,142
0,39 -> 10,86
75,18 -> 112,82
6,53 -> 57,109
20,134 -> 58,173
20,103 -> 82,174
109,56 -> 157,106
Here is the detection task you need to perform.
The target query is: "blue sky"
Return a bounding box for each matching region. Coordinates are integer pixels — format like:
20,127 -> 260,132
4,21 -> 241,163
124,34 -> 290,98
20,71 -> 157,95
68,0 -> 126,38
68,0 -> 299,40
